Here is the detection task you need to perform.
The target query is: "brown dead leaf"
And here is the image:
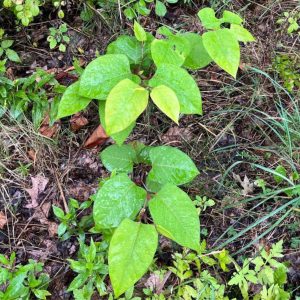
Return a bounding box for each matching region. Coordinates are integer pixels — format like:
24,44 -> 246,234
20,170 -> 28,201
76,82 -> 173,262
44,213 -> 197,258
27,149 -> 37,161
233,173 -> 255,196
161,126 -> 193,145
25,175 -> 49,208
0,212 -> 7,229
84,125 -> 108,148
39,115 -> 61,138
70,113 -> 89,132
47,222 -> 58,237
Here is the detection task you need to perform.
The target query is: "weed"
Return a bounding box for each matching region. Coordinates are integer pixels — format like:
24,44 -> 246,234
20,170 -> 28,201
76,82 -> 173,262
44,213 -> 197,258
277,10 -> 300,35
0,252 -> 51,299
47,23 -> 70,52
0,32 -> 20,63
53,198 -> 93,241
67,238 -> 109,299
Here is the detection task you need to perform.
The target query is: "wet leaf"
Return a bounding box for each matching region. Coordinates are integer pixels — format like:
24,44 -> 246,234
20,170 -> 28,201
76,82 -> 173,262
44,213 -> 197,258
109,219 -> 158,297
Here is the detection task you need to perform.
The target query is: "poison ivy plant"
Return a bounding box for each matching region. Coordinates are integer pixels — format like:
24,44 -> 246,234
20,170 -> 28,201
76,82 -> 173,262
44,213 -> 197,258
92,143 -> 200,297
198,7 -> 255,77
56,10 -> 254,144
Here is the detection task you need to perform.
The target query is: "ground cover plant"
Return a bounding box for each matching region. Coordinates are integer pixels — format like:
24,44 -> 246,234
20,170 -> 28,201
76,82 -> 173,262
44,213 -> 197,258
0,0 -> 299,299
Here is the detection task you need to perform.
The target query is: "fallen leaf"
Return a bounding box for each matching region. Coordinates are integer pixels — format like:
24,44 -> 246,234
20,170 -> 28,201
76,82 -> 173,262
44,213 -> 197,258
233,173 -> 255,196
161,126 -> 193,145
0,212 -> 7,229
83,125 -> 108,148
25,175 -> 49,208
27,149 -> 37,161
39,115 -> 61,138
70,113 -> 89,132
47,222 -> 58,237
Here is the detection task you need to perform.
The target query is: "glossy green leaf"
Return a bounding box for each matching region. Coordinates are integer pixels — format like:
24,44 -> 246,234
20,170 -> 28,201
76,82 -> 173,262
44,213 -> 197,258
105,78 -> 149,135
6,49 -> 20,62
202,29 -> 240,78
93,174 -> 146,229
134,21 -> 147,42
222,10 -> 243,25
151,35 -> 190,67
197,7 -> 221,30
149,184 -> 200,251
149,64 -> 202,114
100,144 -> 136,173
57,82 -> 92,119
99,102 -> 135,145
109,219 -> 158,297
107,36 -> 144,65
79,54 -> 132,100
146,170 -> 163,193
181,33 -> 212,70
155,0 -> 167,17
147,146 -> 199,186
230,24 -> 255,42
150,85 -> 180,123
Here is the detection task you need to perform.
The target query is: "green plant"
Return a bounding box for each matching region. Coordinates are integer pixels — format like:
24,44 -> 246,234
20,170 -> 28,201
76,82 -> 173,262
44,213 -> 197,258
0,252 -> 51,299
56,9 -> 254,145
67,238 -> 109,299
229,240 -> 290,299
193,195 -> 215,215
273,54 -> 300,92
0,33 -> 20,63
47,23 -> 70,52
122,0 -> 192,19
0,68 -> 64,128
89,143 -> 200,297
53,198 -> 93,241
2,0 -> 41,26
277,10 -> 300,35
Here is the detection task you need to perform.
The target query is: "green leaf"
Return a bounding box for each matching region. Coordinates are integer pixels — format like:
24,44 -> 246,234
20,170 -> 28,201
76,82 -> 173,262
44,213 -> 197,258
33,289 -> 51,300
79,54 -> 132,100
59,43 -> 66,52
197,7 -> 222,30
100,144 -> 136,173
68,273 -> 89,291
57,82 -> 92,119
5,49 -> 20,62
202,29 -> 240,78
150,85 -> 180,123
155,0 -> 167,17
134,21 -> 147,42
222,10 -> 243,25
149,64 -> 202,114
107,36 -> 144,65
109,219 -> 158,297
230,24 -> 255,42
52,205 -> 65,219
105,78 -> 149,135
124,7 -> 136,19
1,40 -> 13,49
181,33 -> 212,70
147,146 -> 199,186
99,102 -> 135,145
273,165 -> 287,184
57,223 -> 67,236
93,174 -> 146,229
49,38 -> 57,49
149,184 -> 200,251
151,35 -> 190,67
